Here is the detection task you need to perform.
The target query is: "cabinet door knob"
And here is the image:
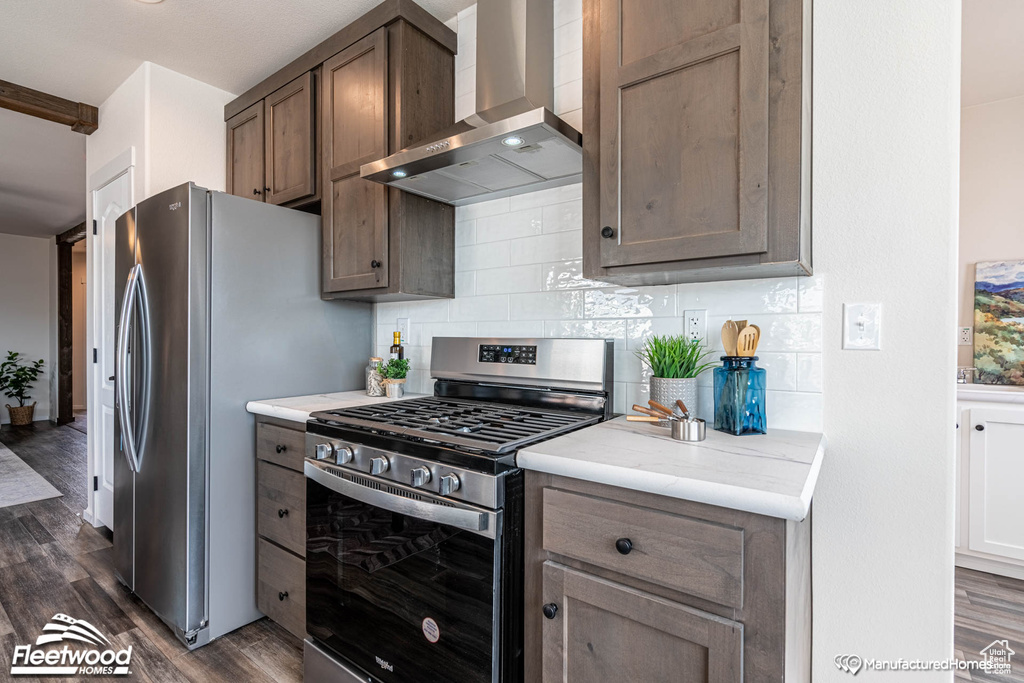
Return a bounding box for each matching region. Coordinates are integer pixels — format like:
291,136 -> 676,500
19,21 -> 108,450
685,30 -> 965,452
615,538 -> 633,555
278,508 -> 289,518
975,424 -> 985,431
542,603 -> 558,619
601,226 -> 614,238
264,186 -> 271,193
253,188 -> 261,196
371,260 -> 382,269
279,591 -> 288,601
276,444 -> 287,453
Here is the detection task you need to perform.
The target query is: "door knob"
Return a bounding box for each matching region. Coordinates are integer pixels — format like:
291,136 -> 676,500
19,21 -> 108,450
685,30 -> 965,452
276,444 -> 287,453
601,226 -> 614,238
615,538 -> 633,555
370,260 -> 382,269
278,508 -> 289,518
975,424 -> 985,431
542,603 -> 558,619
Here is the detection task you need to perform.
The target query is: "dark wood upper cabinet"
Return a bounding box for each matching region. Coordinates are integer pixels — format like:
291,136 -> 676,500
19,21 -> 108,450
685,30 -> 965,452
584,0 -> 811,284
265,71 -> 317,206
224,1 -> 455,301
226,101 -> 264,201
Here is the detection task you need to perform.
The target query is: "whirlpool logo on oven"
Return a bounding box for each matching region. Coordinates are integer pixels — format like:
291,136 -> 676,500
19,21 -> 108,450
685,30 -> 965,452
10,613 -> 133,676
375,655 -> 394,672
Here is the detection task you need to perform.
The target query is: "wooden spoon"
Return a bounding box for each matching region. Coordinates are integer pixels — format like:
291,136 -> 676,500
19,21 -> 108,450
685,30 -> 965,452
721,321 -> 739,356
737,325 -> 758,356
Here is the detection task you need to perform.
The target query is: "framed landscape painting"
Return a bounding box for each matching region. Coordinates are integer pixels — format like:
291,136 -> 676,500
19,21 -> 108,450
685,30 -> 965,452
974,260 -> 1024,385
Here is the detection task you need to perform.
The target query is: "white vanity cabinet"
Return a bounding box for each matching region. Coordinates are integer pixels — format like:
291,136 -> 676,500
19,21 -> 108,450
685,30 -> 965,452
956,387 -> 1024,579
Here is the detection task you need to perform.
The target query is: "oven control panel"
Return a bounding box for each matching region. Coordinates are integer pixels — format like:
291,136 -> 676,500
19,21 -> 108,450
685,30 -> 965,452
479,344 -> 537,365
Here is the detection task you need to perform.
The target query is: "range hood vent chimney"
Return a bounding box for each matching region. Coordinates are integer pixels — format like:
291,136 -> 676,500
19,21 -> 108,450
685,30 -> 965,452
359,0 -> 582,206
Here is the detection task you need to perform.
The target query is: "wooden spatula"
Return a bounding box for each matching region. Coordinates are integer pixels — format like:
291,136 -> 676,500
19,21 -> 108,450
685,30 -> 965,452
749,324 -> 761,355
721,321 -> 739,356
737,326 -> 758,356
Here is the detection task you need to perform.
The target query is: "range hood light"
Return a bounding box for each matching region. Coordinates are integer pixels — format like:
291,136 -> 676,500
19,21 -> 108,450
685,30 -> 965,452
391,170 -> 408,178
501,136 -> 525,147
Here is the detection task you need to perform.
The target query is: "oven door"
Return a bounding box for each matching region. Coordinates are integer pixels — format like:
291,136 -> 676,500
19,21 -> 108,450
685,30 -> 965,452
305,460 -> 503,683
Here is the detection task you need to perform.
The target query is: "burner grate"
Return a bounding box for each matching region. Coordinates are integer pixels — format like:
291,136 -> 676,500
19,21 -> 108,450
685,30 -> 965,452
312,396 -> 598,454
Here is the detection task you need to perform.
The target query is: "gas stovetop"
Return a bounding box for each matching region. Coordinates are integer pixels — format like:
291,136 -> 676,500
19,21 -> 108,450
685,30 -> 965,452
310,396 -> 600,455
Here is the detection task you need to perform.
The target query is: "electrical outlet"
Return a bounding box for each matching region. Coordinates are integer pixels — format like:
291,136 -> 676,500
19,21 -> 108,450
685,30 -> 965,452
396,318 -> 410,343
959,327 -> 973,346
684,310 -> 707,342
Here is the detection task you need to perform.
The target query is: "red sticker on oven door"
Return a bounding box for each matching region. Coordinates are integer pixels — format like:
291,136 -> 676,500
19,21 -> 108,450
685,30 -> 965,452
422,617 -> 440,643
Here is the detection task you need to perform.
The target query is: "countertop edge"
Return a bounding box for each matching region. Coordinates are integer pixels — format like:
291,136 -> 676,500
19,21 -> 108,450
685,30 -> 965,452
245,401 -> 313,424
516,444 -> 821,522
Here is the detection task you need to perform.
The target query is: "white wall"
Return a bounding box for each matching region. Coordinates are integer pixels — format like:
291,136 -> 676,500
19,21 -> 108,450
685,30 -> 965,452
375,2 -> 824,431
958,94 -> 1024,366
814,0 -> 959,677
0,233 -> 55,423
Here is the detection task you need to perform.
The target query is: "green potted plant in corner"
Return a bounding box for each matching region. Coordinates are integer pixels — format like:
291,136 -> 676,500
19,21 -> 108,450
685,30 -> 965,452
380,358 -> 410,399
635,335 -> 715,417
0,351 -> 45,426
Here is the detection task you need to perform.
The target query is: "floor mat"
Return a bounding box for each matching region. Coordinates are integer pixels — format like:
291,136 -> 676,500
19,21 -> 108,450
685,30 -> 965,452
0,441 -> 63,507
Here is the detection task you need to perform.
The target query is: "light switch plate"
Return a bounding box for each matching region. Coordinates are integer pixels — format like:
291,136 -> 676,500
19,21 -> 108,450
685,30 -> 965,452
959,327 -> 973,346
843,303 -> 882,350
396,318 -> 410,343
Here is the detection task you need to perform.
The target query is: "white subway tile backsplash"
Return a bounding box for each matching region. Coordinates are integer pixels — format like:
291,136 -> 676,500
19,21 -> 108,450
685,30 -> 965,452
365,5 -> 823,432
510,231 -> 582,264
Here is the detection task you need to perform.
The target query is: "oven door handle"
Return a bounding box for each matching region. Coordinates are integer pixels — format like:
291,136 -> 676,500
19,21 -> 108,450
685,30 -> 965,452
304,461 -> 497,539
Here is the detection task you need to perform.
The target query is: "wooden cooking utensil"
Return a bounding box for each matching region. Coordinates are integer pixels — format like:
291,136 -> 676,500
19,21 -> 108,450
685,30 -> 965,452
647,400 -> 676,417
626,415 -> 662,422
721,321 -> 739,356
734,320 -> 747,332
737,326 -> 758,356
632,404 -> 670,419
749,324 -> 761,354
675,399 -> 690,417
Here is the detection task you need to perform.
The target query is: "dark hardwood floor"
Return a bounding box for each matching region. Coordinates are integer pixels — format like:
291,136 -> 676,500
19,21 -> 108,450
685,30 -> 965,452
956,567 -> 1024,682
0,422 -> 302,683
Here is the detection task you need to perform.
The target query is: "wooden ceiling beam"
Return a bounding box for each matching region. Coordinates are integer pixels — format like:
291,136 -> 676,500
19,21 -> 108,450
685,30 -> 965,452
0,79 -> 98,135
56,221 -> 87,245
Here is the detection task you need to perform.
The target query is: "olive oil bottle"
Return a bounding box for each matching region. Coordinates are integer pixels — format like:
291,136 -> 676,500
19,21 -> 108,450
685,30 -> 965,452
390,331 -> 404,360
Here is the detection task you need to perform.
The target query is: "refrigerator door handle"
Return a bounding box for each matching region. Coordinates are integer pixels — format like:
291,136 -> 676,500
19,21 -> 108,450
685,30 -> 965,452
116,264 -> 142,474
133,265 -> 152,471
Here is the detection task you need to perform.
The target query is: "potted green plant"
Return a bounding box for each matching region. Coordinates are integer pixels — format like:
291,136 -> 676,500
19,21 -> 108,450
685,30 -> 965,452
0,351 -> 45,426
635,335 -> 715,417
380,358 -> 410,398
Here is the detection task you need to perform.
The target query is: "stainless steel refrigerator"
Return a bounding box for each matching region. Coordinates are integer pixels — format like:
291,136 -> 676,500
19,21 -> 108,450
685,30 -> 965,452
113,182 -> 371,649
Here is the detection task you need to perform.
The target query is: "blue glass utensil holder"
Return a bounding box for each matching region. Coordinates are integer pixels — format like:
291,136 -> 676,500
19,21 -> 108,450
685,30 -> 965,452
713,356 -> 767,436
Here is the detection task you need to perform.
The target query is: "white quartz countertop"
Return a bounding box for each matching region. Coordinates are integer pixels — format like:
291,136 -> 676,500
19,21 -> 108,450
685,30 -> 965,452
517,417 -> 826,521
957,384 -> 1024,404
245,390 -> 426,424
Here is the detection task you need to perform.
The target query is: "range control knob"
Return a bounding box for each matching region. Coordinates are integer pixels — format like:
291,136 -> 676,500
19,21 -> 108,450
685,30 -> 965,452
438,473 -> 461,496
410,466 -> 432,487
370,457 -> 390,475
314,443 -> 334,461
336,446 -> 354,464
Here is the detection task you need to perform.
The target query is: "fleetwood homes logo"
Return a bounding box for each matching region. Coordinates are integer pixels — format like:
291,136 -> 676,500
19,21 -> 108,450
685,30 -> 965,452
11,614 -> 133,676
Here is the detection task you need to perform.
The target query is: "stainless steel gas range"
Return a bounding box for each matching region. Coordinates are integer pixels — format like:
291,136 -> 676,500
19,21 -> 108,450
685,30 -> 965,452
302,337 -> 614,683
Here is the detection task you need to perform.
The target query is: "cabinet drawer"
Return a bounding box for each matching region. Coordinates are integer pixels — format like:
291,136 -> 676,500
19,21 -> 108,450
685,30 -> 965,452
257,422 -> 306,471
542,488 -> 744,608
258,461 -> 306,557
257,538 -> 306,639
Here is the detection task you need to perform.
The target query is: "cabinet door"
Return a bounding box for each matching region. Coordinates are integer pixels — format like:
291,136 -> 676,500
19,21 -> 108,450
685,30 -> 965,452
264,71 -> 316,205
321,28 -> 389,293
968,408 -> 1024,560
598,0 -> 769,268
541,562 -> 742,683
226,101 -> 265,201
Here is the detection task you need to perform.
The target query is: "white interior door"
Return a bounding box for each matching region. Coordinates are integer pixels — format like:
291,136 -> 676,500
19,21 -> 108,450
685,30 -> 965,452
968,407 -> 1024,561
89,169 -> 132,529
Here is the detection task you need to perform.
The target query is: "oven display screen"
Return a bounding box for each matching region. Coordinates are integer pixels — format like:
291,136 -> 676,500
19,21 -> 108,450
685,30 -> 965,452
479,344 -> 537,365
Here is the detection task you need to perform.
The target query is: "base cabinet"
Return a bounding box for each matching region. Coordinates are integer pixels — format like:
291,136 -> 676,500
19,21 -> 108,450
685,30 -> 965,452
526,472 -> 810,682
255,416 -> 307,640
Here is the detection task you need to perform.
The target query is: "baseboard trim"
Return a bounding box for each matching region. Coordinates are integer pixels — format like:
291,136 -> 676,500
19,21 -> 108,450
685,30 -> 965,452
956,552 -> 1024,581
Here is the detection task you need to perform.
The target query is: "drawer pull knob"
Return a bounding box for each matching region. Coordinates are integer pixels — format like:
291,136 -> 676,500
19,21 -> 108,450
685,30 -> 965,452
615,538 -> 633,555
275,444 -> 287,453
975,424 -> 985,431
542,603 -> 558,619
601,226 -> 614,238
278,508 -> 289,518
279,591 -> 289,601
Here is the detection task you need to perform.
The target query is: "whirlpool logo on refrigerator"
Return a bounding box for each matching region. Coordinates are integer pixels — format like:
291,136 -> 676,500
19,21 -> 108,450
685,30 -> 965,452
10,613 -> 133,676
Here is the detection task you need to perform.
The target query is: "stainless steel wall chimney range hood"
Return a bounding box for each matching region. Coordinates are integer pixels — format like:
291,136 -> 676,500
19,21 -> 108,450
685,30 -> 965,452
359,0 -> 582,206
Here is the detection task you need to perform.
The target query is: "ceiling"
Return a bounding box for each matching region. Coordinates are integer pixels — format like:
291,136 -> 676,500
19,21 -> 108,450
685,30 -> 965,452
0,0 -> 472,106
0,108 -> 86,238
962,0 -> 1024,107
0,0 -> 471,238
